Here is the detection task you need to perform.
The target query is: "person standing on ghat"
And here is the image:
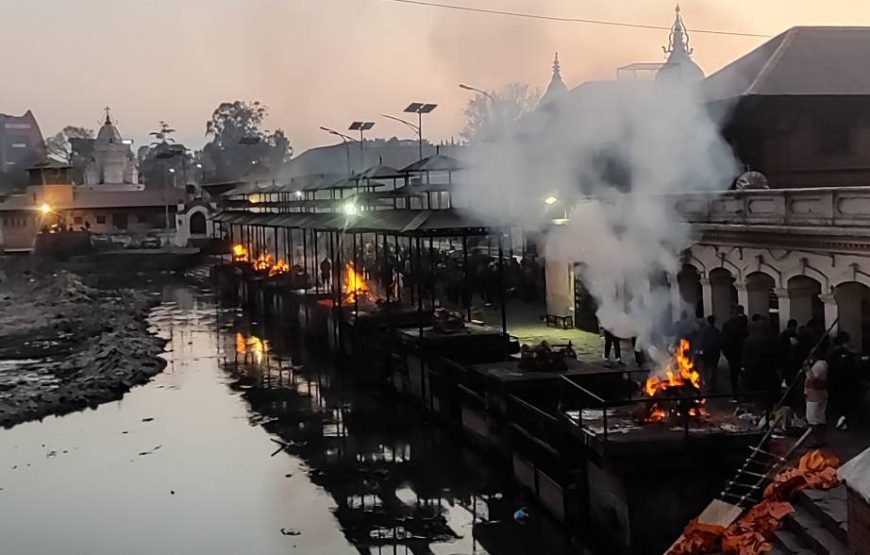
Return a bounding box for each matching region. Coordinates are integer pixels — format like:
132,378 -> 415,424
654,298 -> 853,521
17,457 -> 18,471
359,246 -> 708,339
697,315 -> 722,393
722,304 -> 748,400
603,328 -> 623,365
826,331 -> 860,431
804,353 -> 829,447
320,256 -> 331,288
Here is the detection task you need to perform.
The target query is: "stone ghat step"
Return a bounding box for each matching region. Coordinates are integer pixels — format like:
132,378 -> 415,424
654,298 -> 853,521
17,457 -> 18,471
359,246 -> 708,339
783,504 -> 851,555
796,486 -> 849,543
774,529 -> 817,555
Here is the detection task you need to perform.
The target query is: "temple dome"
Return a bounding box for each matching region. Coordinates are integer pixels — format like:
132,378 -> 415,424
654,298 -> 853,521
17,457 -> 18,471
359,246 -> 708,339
96,109 -> 123,144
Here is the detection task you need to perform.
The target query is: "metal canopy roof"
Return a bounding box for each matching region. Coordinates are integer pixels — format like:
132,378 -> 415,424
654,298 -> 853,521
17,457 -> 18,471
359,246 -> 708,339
219,209 -> 492,236
400,154 -> 464,173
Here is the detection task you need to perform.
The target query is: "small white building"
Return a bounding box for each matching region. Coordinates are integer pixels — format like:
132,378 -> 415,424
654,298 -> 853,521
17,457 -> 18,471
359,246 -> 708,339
71,109 -> 139,187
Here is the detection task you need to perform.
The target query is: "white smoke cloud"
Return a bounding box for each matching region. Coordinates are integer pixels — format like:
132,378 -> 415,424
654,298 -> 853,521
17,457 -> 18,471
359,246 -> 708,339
462,79 -> 738,347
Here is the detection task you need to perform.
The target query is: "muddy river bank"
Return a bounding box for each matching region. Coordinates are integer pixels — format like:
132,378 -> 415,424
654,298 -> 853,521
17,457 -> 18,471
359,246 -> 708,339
0,283 -> 586,554
0,259 -> 170,428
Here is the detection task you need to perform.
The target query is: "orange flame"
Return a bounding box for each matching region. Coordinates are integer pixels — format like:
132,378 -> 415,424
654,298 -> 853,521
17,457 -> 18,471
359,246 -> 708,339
232,244 -> 249,262
644,339 -> 702,397
252,253 -> 274,272
643,339 -> 709,423
268,259 -> 290,277
343,263 -> 375,304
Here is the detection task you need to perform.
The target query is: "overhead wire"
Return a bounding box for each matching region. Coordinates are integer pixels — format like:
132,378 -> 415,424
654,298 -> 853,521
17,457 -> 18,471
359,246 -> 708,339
379,0 -> 772,38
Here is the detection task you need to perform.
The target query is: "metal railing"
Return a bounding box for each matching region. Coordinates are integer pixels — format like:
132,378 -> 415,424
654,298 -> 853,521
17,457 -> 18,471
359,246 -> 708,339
558,374 -> 767,443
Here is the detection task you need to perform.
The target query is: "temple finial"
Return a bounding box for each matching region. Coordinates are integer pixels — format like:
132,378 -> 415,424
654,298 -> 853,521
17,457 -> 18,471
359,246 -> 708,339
104,106 -> 113,125
553,52 -> 562,79
664,4 -> 691,56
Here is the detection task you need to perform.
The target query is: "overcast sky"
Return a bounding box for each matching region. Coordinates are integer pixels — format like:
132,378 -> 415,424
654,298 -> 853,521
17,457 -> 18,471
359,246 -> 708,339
2,0 -> 868,153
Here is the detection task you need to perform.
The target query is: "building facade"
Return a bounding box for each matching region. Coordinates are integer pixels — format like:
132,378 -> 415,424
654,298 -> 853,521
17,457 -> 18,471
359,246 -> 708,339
0,163 -> 186,252
544,22 -> 870,353
0,111 -> 46,188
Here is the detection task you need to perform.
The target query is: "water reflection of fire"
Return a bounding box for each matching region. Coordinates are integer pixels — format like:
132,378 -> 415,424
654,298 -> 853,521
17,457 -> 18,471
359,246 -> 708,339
232,244 -> 249,262
235,332 -> 269,364
642,339 -> 709,423
343,263 -> 376,304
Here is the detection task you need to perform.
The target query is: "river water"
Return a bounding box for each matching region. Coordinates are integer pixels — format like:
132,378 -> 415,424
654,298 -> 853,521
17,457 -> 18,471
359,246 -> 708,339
0,284 -> 581,555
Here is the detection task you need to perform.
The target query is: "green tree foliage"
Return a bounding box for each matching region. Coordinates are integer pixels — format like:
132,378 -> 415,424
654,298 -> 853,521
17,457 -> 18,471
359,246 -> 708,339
138,121 -> 195,188
202,101 -> 292,182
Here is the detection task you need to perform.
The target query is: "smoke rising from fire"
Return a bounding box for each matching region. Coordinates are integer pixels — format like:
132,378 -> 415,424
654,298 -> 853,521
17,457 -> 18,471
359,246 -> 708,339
463,80 -> 738,347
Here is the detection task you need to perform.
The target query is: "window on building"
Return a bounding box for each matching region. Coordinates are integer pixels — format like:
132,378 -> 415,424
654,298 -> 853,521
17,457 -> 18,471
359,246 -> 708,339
96,215 -> 106,225
113,213 -> 128,230
73,216 -> 83,225
4,123 -> 31,130
137,214 -> 148,224
817,119 -> 853,156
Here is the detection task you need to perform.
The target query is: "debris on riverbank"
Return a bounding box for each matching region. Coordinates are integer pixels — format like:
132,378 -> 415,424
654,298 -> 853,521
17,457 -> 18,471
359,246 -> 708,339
0,258 -> 168,428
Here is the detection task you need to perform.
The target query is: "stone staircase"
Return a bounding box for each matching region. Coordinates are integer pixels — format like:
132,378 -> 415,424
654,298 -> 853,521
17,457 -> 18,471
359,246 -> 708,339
769,486 -> 852,555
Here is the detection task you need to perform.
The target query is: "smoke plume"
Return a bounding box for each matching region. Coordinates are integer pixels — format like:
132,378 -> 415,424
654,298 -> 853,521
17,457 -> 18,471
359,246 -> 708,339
463,80 -> 738,347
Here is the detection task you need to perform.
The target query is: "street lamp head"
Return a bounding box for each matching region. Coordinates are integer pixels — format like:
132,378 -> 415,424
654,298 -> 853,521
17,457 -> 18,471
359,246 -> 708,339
404,103 -> 438,114
39,203 -> 51,215
544,196 -> 558,205
342,201 -> 358,216
169,168 -> 176,174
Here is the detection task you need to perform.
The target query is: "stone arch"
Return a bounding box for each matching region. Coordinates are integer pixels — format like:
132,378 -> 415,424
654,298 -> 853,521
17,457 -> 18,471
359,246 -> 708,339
787,275 -> 824,325
831,263 -> 870,291
834,282 -> 870,353
677,264 -> 703,318
189,211 -> 207,235
709,267 -> 737,325
745,271 -> 777,324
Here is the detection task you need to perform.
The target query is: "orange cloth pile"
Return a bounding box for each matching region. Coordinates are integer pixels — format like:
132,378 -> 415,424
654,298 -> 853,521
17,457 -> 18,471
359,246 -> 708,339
667,450 -> 840,555
763,449 -> 840,501
668,521 -> 725,555
721,501 -> 794,555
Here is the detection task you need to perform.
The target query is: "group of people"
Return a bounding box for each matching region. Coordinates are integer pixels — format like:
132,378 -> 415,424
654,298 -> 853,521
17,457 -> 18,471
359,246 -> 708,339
315,240 -> 544,310
601,305 -> 865,444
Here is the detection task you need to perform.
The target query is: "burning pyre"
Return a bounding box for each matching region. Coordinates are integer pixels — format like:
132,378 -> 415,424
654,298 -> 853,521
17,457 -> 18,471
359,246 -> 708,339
231,245 -> 289,277
640,339 -> 709,423
343,263 -> 376,304
232,244 -> 249,262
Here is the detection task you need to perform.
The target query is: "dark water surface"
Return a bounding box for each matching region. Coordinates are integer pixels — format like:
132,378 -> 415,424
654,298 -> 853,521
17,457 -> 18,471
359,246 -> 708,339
0,285 -> 581,555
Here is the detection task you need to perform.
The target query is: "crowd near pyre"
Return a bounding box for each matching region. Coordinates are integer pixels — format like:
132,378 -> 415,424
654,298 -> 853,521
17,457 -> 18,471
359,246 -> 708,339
235,237 -> 546,310
599,302 -> 865,443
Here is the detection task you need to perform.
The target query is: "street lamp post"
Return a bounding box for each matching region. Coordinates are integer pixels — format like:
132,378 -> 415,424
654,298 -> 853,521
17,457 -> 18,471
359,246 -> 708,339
403,103 -> 437,160
349,122 -> 375,168
320,126 -> 355,176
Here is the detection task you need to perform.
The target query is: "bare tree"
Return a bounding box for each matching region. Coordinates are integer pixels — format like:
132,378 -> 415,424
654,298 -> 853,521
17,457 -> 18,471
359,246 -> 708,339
461,83 -> 540,144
